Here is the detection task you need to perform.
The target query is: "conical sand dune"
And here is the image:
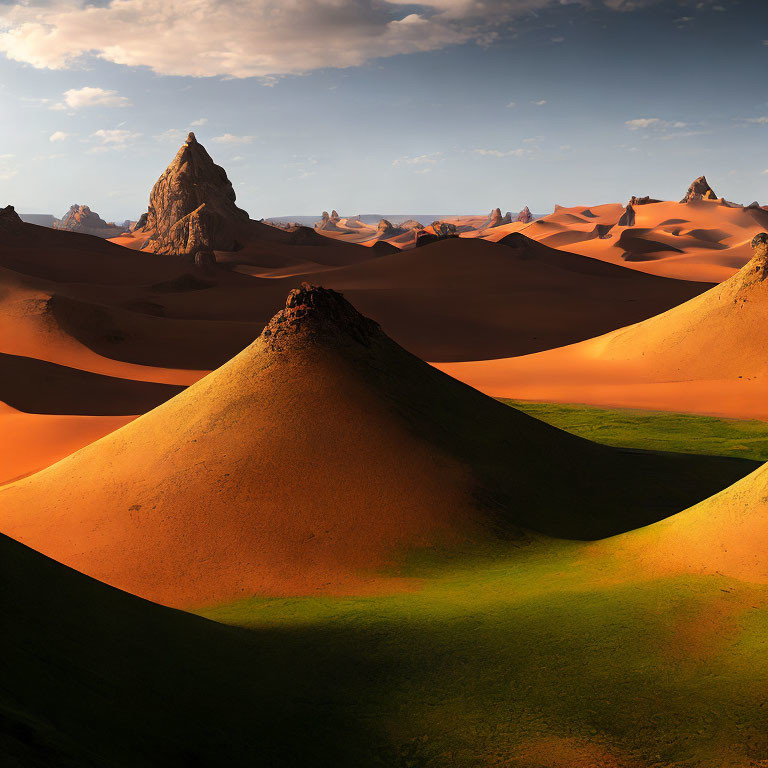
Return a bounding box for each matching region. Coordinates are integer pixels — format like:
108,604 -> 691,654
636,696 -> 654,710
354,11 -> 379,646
436,233 -> 768,419
597,462 -> 768,583
0,285 -> 755,607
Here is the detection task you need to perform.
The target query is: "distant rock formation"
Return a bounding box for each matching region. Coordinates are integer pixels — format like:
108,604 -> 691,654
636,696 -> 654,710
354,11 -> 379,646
681,176 -> 718,203
629,196 -> 661,206
618,203 -> 636,227
397,219 -> 424,231
330,210 -> 340,222
54,204 -> 127,238
0,204 -> 24,233
750,233 -> 768,282
482,208 -> 504,229
417,221 -> 459,245
501,211 -> 512,225
376,219 -> 404,239
315,211 -> 341,232
142,132 -> 249,256
516,206 -> 533,223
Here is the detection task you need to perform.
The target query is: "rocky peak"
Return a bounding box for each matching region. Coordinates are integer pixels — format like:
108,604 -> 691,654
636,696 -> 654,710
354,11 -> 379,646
681,176 -> 718,203
315,211 -> 340,232
330,209 -> 340,222
629,196 -> 660,206
144,132 -> 249,256
618,203 -> 636,227
0,204 -> 24,233
54,203 -> 122,234
516,206 -> 533,223
261,283 -> 383,351
484,208 -> 503,228
746,233 -> 768,283
376,219 -> 402,238
501,211 -> 512,225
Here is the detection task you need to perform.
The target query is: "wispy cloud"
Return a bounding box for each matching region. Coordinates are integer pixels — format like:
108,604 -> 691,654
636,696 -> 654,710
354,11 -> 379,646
191,118 -> 208,126
212,133 -> 255,144
531,99 -> 547,106
393,152 -> 442,166
51,86 -> 131,111
625,117 -> 661,130
49,130 -> 71,142
745,116 -> 768,124
87,128 -> 141,153
0,0 -> 671,79
472,148 -> 529,158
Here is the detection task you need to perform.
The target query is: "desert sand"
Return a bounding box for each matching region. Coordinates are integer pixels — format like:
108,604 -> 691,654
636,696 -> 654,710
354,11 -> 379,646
436,235 -> 768,420
0,285 -> 754,608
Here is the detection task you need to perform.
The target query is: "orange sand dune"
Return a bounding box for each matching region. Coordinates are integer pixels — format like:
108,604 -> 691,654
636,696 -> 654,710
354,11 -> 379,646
0,285 -> 753,608
436,237 -> 768,420
489,200 -> 768,282
0,402 -> 133,485
0,271 -> 203,385
593,462 -> 768,583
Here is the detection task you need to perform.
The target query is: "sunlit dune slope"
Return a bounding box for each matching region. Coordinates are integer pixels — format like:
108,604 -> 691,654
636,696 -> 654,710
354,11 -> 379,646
436,234 -> 768,419
594,461 -> 768,583
0,285 -> 754,607
487,200 -> 768,282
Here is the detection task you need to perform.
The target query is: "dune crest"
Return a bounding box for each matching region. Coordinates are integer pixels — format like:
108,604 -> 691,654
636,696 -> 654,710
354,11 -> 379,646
0,284 -> 753,607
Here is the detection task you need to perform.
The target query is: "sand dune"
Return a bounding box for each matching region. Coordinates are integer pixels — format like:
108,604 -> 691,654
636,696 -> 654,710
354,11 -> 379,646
436,234 -> 768,419
594,461 -> 768,583
0,402 -> 133,485
492,200 -> 768,282
0,285 -> 754,607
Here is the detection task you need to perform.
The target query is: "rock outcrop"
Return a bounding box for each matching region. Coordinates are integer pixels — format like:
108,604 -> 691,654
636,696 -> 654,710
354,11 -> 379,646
315,211 -> 341,232
0,204 -> 24,234
483,208 -> 504,229
397,219 -> 425,231
516,206 -> 533,223
629,196 -> 661,206
142,132 -> 249,256
54,204 -> 126,238
330,210 -> 340,222
748,233 -> 768,283
501,211 -> 512,225
376,219 -> 404,239
681,176 -> 718,203
618,203 -> 636,227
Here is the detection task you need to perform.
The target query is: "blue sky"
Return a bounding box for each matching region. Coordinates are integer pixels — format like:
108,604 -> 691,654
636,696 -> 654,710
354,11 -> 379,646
0,0 -> 766,221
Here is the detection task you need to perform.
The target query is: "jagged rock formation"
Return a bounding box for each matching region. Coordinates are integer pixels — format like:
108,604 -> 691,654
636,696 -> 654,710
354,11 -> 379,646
483,208 -> 504,229
376,219 -> 404,239
134,212 -> 149,231
142,132 -> 249,256
629,196 -> 661,206
681,176 -> 718,203
748,233 -> 768,283
516,206 -> 533,223
397,219 -> 424,231
618,203 -> 636,227
315,211 -> 341,232
0,204 -> 24,233
501,211 -> 512,225
54,204 -> 126,238
330,210 -> 340,222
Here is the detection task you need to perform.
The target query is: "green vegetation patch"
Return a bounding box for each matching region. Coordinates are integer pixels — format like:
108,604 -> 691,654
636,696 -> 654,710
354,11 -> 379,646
501,399 -> 768,461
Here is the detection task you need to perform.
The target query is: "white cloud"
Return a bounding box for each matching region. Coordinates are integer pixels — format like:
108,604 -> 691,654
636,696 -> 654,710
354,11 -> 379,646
154,128 -> 187,143
49,130 -> 70,142
506,101 -> 516,108
87,128 -> 141,152
191,118 -> 208,126
472,148 -> 529,158
531,99 -> 547,106
0,0 -> 669,79
393,152 -> 442,166
625,117 -> 660,130
212,133 -> 255,144
745,116 -> 768,124
51,86 -> 131,111
761,169 -> 768,175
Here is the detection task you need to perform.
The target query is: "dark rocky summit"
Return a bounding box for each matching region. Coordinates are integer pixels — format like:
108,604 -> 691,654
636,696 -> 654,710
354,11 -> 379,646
141,132 -> 249,256
516,206 -> 534,223
618,204 -> 636,227
0,204 -> 24,233
376,219 -> 404,239
54,204 -> 126,238
680,176 -> 718,203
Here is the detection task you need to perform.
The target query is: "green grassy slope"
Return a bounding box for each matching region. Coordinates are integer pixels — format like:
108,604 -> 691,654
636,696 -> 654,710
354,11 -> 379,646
501,399 -> 768,461
201,543 -> 768,768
